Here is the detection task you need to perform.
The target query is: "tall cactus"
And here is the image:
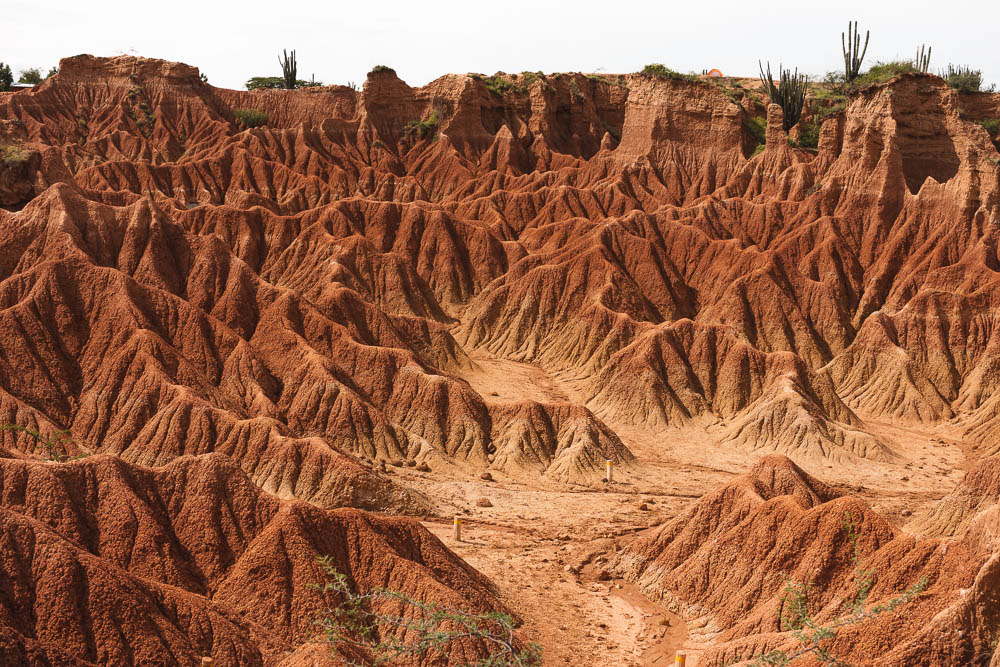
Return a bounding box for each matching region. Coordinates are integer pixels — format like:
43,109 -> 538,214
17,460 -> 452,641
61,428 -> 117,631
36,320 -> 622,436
842,21 -> 870,82
759,61 -> 808,133
915,44 -> 932,73
279,49 -> 297,89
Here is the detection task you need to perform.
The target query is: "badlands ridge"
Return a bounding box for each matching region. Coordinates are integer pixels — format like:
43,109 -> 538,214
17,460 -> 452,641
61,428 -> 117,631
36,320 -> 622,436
0,54 -> 998,665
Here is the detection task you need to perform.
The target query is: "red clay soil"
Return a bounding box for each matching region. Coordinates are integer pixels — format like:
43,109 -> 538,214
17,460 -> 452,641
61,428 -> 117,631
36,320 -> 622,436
2,57 -> 1000,475
0,453 -> 508,665
0,54 -> 999,664
613,455 -> 1000,665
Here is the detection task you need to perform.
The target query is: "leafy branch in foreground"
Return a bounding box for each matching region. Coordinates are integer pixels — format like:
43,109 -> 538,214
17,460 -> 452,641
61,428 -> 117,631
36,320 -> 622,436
0,424 -> 76,461
312,556 -> 542,666
751,511 -> 928,666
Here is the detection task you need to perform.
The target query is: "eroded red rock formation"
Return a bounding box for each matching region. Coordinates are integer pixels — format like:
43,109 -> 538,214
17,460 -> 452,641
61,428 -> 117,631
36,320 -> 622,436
612,455 -> 1000,665
0,453 -> 506,665
2,54 -> 1000,664
2,56 -> 999,471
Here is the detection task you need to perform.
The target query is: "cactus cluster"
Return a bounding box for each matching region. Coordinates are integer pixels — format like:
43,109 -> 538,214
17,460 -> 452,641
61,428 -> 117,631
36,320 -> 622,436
759,61 -> 808,133
915,45 -> 932,73
279,49 -> 297,90
842,21 -> 870,82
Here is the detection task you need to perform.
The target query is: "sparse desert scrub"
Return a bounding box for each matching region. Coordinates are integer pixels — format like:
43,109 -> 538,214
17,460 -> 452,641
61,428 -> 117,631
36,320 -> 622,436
233,108 -> 269,128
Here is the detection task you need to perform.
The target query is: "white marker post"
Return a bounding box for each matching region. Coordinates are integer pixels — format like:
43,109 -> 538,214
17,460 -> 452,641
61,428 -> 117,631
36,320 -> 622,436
605,459 -> 614,483
202,659 -> 213,667
675,651 -> 686,667
453,515 -> 462,542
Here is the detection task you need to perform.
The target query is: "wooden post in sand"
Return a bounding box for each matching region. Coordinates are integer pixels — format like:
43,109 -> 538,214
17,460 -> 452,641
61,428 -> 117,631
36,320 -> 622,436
675,651 -> 686,666
605,459 -> 614,483
453,515 -> 462,542
201,658 -> 213,667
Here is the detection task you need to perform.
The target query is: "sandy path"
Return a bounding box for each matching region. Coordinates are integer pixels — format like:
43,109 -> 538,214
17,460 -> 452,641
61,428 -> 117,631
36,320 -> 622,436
422,515 -> 688,666
391,350 -> 971,666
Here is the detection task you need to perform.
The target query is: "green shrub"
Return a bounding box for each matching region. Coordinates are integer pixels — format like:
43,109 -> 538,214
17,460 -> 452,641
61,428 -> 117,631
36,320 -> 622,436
746,114 -> 767,156
521,71 -> 542,86
748,512 -> 927,667
246,76 -> 285,90
0,62 -> 12,91
713,81 -> 743,105
0,143 -> 30,166
821,70 -> 846,88
812,74 -> 848,102
944,64 -> 990,93
798,119 -> 821,148
818,100 -> 848,119
233,108 -> 269,128
471,74 -> 523,97
245,76 -> 322,90
745,115 -> 766,146
313,556 -> 542,666
979,118 -> 1000,137
568,77 -> 583,101
17,67 -> 44,85
369,65 -> 395,75
637,63 -> 698,82
849,60 -> 916,89
587,73 -> 626,89
1,424 -> 71,461
405,109 -> 440,139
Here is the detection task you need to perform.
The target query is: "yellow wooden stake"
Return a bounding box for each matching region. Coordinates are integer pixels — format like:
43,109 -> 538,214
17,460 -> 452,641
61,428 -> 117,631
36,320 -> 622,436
201,658 -> 213,667
675,651 -> 686,666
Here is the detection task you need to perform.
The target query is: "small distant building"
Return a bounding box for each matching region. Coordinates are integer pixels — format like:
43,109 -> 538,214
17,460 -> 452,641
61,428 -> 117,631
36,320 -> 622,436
706,69 -> 724,78
10,82 -> 35,90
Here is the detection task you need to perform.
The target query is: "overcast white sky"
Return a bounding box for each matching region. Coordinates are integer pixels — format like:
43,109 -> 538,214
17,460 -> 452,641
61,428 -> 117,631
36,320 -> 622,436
5,0 -> 998,90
